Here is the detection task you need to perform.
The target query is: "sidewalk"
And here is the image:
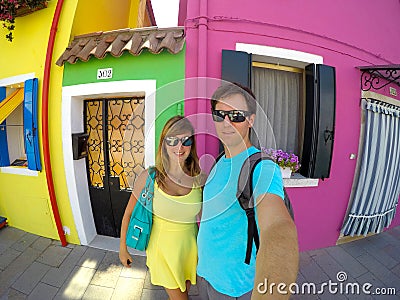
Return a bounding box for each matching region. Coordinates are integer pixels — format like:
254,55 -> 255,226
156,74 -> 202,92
0,225 -> 399,299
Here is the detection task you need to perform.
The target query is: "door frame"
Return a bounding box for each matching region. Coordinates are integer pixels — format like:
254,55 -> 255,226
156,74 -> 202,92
62,80 -> 156,245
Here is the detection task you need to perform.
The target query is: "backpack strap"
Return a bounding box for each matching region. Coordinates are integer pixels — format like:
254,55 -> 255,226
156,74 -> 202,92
237,152 -> 294,265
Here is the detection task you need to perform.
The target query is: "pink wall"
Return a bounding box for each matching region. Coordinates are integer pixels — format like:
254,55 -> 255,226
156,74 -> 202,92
183,0 -> 400,251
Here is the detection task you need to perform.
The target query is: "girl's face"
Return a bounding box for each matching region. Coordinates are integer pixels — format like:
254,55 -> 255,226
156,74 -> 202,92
164,131 -> 193,165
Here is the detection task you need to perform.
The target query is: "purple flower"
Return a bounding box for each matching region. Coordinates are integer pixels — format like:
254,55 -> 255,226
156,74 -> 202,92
262,147 -> 301,172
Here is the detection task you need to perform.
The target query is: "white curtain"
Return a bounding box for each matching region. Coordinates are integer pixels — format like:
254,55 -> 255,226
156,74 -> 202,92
341,98 -> 400,236
251,67 -> 301,153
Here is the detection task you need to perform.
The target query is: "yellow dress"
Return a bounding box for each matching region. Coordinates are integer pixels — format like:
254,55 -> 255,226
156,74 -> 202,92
146,181 -> 202,292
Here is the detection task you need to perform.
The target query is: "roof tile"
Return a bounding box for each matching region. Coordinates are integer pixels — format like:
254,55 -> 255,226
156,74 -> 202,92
56,27 -> 185,66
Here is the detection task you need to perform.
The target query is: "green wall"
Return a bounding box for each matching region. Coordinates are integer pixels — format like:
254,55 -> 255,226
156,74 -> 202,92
62,48 -> 185,148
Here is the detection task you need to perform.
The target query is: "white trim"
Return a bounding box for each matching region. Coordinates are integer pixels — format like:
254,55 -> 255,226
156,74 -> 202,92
0,167 -> 39,176
236,43 -> 323,65
362,91 -> 400,106
236,43 -> 322,186
283,174 -> 319,188
62,80 -> 156,245
349,206 -> 396,219
0,73 -> 35,86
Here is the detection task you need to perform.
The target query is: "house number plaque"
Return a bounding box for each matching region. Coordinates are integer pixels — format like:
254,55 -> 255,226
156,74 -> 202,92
97,68 -> 113,80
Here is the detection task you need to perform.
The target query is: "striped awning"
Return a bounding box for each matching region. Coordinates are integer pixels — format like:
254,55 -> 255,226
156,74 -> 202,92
0,89 -> 24,124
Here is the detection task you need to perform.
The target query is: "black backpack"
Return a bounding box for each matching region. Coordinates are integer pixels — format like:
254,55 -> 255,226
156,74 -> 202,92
213,151 -> 294,265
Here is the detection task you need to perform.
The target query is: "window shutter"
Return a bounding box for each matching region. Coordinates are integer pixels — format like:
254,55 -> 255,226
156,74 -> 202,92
300,64 -> 336,179
0,87 -> 10,167
24,78 -> 42,171
221,50 -> 252,89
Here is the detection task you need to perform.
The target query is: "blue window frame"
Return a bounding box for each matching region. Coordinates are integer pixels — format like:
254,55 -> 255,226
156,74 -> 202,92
0,78 -> 41,171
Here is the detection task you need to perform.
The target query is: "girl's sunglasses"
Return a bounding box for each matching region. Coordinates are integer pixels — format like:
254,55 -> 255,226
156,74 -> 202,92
212,110 -> 252,123
164,136 -> 193,147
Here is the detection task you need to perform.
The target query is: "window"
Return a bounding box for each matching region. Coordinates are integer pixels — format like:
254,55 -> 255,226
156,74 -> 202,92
0,77 -> 41,171
251,62 -> 304,155
221,48 -> 335,179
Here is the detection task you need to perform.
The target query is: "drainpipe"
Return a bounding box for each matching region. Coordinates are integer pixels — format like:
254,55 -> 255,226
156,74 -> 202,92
197,0 -> 208,157
42,0 -> 67,246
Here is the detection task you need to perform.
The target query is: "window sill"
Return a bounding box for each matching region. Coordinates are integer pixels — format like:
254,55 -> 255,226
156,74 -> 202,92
283,173 -> 319,188
0,167 -> 39,176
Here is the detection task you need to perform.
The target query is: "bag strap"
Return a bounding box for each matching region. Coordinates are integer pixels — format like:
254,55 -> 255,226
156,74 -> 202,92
141,167 -> 156,204
237,152 -> 264,264
237,151 -> 294,264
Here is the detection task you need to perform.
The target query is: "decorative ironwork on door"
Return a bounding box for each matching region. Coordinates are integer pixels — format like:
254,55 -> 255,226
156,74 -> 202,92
84,97 -> 145,237
85,97 -> 145,191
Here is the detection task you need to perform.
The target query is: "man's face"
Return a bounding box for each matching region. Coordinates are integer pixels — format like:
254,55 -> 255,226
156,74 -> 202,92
214,93 -> 255,150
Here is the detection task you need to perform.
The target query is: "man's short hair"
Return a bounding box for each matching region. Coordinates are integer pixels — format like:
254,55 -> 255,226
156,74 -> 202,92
211,82 -> 257,115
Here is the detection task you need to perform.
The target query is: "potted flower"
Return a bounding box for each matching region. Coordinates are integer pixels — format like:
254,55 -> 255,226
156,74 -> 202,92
261,147 -> 300,178
1,0 -> 48,42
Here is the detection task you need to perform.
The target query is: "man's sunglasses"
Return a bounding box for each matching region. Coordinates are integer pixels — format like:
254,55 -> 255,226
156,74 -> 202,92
212,110 -> 252,123
164,136 -> 193,147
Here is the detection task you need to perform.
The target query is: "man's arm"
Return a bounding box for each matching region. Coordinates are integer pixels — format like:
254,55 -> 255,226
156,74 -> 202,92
252,193 -> 299,299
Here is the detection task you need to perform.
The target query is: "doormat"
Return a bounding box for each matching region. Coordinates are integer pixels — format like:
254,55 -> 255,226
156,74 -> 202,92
0,216 -> 7,229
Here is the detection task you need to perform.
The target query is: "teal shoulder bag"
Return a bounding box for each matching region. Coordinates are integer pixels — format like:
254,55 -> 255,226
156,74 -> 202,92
126,167 -> 156,251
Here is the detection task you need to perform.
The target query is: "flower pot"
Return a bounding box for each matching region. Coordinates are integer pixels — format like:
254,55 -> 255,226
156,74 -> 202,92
280,167 -> 292,179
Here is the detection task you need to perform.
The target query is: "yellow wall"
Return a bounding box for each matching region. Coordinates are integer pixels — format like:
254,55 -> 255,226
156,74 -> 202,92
0,1 -> 80,242
0,0 -> 148,245
71,0 -> 133,37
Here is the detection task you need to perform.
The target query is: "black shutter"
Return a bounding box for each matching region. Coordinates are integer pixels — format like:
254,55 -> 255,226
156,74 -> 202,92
300,64 -> 336,179
221,50 -> 252,89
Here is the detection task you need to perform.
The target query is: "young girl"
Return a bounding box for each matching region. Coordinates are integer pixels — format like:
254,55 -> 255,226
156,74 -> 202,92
119,116 -> 204,300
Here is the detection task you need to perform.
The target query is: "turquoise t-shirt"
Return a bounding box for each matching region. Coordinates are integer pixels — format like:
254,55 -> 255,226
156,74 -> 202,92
197,146 -> 284,297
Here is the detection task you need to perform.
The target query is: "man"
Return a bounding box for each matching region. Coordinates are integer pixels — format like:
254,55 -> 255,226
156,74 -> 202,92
197,83 -> 299,300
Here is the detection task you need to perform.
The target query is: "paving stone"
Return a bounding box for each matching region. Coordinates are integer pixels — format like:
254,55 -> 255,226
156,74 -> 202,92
188,283 -> 199,296
41,245 -> 87,288
119,255 -> 147,279
356,253 -> 400,288
382,244 -> 400,263
27,282 -> 58,300
36,245 -> 71,267
41,265 -> 75,289
54,266 -> 96,300
308,249 -> 347,281
12,262 -> 50,294
82,285 -> 113,300
0,247 -> 21,271
339,239 -> 369,259
325,245 -> 368,278
141,288 -> 168,300
60,245 -> 87,267
318,292 -> 347,300
11,233 -> 39,252
364,243 -> 399,270
111,277 -> 144,300
0,247 -> 42,296
391,263 -> 400,278
380,229 -> 400,246
143,270 -> 163,290
90,252 -> 123,288
0,287 -> 27,300
299,251 -> 330,285
0,227 -> 26,254
30,237 -> 52,252
355,271 -> 386,296
290,294 -> 321,300
77,247 -> 106,270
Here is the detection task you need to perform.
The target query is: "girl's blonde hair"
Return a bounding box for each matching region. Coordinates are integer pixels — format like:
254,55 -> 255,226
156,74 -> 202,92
155,116 -> 201,188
